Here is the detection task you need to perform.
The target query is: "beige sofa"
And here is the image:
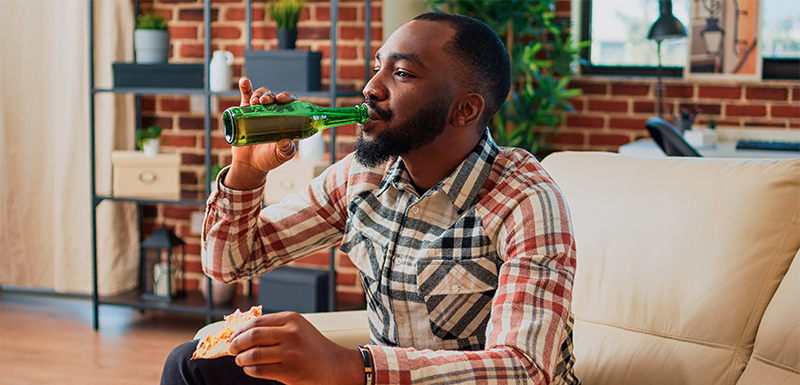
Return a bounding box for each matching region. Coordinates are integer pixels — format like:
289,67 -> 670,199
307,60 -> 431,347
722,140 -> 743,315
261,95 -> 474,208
541,152 -> 799,385
204,152 -> 800,385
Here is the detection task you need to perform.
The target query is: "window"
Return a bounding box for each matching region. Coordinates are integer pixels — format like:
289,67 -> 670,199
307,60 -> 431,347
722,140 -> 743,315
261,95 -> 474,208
579,0 -> 800,79
761,0 -> 800,79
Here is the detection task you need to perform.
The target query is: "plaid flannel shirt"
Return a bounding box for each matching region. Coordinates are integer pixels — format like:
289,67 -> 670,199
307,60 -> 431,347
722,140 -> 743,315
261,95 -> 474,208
203,132 -> 579,384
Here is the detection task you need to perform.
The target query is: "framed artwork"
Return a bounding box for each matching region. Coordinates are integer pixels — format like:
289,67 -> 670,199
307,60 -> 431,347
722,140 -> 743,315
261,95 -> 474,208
685,0 -> 762,81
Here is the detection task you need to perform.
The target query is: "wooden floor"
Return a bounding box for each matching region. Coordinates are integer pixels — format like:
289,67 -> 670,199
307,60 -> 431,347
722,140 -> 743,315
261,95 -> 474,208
0,290 -> 208,385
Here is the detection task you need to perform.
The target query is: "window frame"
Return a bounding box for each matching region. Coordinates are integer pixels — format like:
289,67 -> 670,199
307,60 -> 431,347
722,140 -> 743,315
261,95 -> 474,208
577,0 -> 799,80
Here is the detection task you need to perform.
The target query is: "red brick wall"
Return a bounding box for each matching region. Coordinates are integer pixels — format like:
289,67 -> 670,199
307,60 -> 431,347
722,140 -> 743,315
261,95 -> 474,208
556,79 -> 799,152
138,0 -> 381,308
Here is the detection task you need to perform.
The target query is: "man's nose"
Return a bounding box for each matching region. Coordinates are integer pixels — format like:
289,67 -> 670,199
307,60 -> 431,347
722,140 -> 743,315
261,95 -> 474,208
362,71 -> 386,101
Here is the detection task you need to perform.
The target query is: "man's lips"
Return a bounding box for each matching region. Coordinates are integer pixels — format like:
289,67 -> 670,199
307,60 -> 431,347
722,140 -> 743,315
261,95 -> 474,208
366,107 -> 381,121
362,100 -> 392,121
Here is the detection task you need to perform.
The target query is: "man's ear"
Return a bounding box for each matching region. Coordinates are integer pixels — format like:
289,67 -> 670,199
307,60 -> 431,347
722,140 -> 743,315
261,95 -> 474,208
451,93 -> 485,127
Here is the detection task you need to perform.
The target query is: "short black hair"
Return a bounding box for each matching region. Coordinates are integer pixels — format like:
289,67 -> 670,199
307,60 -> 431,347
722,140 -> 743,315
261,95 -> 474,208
413,12 -> 511,129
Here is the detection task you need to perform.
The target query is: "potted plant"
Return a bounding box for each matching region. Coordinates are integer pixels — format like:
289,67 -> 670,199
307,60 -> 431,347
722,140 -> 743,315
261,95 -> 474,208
427,0 -> 589,156
268,0 -> 305,49
244,0 -> 319,92
135,13 -> 170,64
136,125 -> 163,157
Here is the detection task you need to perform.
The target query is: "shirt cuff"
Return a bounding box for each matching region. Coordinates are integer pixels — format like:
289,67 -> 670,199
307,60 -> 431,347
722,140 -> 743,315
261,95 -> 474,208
367,345 -> 410,384
206,166 -> 265,215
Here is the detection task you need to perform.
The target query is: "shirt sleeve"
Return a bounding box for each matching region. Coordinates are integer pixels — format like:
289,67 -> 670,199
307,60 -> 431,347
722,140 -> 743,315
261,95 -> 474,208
367,177 -> 577,384
201,158 -> 356,283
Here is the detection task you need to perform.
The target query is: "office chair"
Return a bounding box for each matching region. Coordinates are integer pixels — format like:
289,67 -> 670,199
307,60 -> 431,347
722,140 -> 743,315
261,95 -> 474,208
645,117 -> 702,157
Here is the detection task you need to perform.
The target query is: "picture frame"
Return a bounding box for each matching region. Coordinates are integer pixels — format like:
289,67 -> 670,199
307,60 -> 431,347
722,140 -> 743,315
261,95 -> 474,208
685,0 -> 762,81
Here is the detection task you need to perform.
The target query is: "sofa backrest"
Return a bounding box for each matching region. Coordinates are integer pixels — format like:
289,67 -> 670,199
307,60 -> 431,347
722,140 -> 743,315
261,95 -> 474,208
541,152 -> 800,385
736,248 -> 800,385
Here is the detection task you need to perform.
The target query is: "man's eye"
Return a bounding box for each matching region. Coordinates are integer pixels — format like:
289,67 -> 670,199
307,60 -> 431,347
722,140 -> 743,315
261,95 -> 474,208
395,71 -> 412,78
372,68 -> 380,74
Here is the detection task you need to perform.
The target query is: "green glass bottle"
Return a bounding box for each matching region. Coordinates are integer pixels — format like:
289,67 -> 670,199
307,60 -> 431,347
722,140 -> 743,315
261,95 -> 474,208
222,101 -> 368,146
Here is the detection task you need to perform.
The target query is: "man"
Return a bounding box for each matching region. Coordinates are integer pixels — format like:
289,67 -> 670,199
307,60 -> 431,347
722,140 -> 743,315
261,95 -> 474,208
162,12 -> 579,385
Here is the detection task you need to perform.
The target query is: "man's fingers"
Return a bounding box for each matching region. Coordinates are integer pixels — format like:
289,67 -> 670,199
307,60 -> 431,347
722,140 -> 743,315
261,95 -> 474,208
241,364 -> 281,380
250,87 -> 272,105
235,345 -> 283,367
230,312 -> 304,353
238,77 -> 254,106
230,324 -> 280,354
275,92 -> 299,103
275,139 -> 297,162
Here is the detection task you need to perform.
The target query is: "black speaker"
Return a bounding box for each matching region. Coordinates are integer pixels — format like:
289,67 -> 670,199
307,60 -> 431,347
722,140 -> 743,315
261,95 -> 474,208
258,266 -> 330,313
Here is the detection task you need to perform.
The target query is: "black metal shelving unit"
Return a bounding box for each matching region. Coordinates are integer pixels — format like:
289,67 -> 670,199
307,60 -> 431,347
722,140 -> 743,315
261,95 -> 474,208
88,0 -> 371,330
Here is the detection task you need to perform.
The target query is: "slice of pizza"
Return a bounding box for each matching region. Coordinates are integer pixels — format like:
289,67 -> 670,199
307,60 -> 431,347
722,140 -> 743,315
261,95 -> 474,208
191,305 -> 263,359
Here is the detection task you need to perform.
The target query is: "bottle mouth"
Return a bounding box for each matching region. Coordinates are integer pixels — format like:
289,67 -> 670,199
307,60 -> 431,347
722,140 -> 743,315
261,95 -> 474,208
222,108 -> 235,144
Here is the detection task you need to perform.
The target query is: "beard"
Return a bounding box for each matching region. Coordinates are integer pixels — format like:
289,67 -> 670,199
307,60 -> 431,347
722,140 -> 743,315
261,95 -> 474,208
354,97 -> 450,168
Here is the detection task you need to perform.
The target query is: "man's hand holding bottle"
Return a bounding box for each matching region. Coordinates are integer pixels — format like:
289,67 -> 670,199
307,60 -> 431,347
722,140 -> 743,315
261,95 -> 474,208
223,77 -> 298,190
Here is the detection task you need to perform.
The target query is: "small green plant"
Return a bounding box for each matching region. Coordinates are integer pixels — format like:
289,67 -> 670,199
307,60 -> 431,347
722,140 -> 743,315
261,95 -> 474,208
268,0 -> 305,30
136,125 -> 163,149
136,13 -> 168,30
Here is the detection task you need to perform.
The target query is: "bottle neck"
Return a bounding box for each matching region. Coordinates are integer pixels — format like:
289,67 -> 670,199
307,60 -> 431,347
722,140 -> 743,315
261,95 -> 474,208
317,105 -> 368,127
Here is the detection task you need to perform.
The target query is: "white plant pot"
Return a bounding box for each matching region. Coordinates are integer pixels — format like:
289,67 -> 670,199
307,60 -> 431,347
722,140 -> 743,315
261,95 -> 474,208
135,29 -> 170,64
298,132 -> 325,163
142,138 -> 160,157
199,278 -> 237,305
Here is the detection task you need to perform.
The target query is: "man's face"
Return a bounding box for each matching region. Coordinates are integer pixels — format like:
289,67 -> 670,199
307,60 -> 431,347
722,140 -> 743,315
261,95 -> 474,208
354,96 -> 450,168
355,20 -> 460,167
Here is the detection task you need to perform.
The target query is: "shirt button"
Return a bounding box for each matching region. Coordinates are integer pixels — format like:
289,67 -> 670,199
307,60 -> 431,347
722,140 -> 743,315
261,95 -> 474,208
396,315 -> 406,323
411,207 -> 420,214
394,257 -> 402,265
222,198 -> 230,206
450,285 -> 460,293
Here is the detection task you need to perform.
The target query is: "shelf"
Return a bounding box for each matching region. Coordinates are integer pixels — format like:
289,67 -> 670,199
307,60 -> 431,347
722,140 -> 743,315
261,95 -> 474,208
89,0 -> 371,330
100,289 -> 259,318
93,87 -> 206,95
93,87 -> 363,99
93,195 -> 207,207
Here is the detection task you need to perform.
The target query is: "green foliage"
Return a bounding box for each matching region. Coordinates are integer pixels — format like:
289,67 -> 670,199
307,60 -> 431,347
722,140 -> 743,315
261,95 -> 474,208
136,13 -> 168,31
426,0 -> 589,155
210,164 -> 225,181
136,126 -> 162,149
268,0 -> 305,30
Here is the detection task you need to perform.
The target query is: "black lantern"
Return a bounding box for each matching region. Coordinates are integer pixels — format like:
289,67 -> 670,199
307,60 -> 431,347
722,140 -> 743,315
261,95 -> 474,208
702,17 -> 725,56
141,226 -> 186,301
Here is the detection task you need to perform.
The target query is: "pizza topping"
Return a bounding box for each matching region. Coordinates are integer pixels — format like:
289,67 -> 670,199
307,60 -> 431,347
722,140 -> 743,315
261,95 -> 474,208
191,305 -> 263,360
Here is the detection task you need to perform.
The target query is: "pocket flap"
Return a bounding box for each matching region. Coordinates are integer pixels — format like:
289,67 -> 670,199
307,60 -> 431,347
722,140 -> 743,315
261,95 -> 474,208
416,258 -> 498,297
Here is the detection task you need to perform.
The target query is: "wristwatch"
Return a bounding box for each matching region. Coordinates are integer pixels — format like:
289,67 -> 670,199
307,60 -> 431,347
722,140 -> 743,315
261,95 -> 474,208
357,346 -> 374,385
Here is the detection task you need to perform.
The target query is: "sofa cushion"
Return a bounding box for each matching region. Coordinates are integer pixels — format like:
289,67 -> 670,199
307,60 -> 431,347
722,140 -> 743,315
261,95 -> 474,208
541,152 -> 800,385
737,249 -> 800,385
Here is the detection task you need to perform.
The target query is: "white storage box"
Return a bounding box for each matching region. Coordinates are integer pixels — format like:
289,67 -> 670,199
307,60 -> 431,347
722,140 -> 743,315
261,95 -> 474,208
112,151 -> 180,200
264,159 -> 328,204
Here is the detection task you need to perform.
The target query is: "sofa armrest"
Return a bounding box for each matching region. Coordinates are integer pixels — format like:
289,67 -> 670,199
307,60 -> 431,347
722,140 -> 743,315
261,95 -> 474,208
194,310 -> 370,349
302,310 -> 370,348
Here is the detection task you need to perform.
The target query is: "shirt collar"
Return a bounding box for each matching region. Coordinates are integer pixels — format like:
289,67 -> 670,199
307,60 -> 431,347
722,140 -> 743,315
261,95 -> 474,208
375,128 -> 499,215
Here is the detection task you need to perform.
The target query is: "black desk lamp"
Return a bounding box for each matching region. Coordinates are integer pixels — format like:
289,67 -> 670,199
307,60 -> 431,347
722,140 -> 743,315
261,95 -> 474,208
648,0 -> 688,118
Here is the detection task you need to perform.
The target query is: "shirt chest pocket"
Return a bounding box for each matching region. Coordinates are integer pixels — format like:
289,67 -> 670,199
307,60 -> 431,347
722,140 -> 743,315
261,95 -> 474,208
416,256 -> 499,341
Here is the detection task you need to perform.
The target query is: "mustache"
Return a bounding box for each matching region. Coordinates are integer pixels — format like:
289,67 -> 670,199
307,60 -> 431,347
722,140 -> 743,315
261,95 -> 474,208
361,98 -> 393,121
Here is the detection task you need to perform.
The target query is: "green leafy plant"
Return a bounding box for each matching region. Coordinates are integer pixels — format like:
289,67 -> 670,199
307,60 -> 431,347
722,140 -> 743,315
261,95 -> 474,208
136,13 -> 168,31
268,0 -> 306,30
427,0 -> 589,155
136,125 -> 163,149
210,164 -> 224,181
